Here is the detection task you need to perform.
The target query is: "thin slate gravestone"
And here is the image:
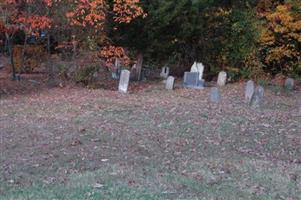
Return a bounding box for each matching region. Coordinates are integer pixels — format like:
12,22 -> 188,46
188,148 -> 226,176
285,78 -> 294,90
245,80 -> 255,104
183,72 -> 204,89
166,76 -> 175,90
251,86 -> 264,108
118,70 -> 130,93
210,87 -> 221,103
217,71 -> 227,86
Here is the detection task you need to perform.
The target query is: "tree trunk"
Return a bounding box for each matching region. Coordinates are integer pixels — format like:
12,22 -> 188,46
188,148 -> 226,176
136,52 -> 143,81
7,35 -> 16,80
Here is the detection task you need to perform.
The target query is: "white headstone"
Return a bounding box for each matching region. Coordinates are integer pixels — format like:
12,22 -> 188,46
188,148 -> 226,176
217,71 -> 227,86
160,66 -> 170,79
190,62 -> 204,81
166,76 -> 175,90
245,80 -> 255,104
118,70 -> 130,93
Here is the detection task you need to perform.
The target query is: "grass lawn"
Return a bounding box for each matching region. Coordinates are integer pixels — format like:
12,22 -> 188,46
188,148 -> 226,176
1,82 -> 301,199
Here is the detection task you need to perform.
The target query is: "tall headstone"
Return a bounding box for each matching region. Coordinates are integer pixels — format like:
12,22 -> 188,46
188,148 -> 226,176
160,66 -> 170,79
251,86 -> 264,108
285,78 -> 294,90
210,87 -> 221,103
245,80 -> 255,104
190,62 -> 205,81
183,72 -> 204,89
166,76 -> 175,90
217,71 -> 227,86
118,70 -> 130,93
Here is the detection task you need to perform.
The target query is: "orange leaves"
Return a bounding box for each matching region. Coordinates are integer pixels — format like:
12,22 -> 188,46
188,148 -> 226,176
66,0 -> 145,29
15,15 -> 52,33
99,45 -> 130,67
66,0 -> 107,28
113,0 -> 146,23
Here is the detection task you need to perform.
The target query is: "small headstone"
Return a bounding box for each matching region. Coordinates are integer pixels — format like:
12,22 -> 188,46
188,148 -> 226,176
165,76 -> 175,90
160,66 -> 170,79
210,87 -> 221,103
118,70 -> 130,93
245,80 -> 255,104
284,78 -> 294,90
190,62 -> 205,81
183,72 -> 204,89
251,86 -> 264,108
217,71 -> 227,86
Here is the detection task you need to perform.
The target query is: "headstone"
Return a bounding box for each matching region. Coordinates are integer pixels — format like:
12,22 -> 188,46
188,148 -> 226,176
210,87 -> 221,103
160,66 -> 170,79
251,86 -> 264,108
190,62 -> 205,81
245,80 -> 255,104
118,70 -> 130,93
183,72 -> 204,89
284,78 -> 294,90
217,71 -> 227,86
166,76 -> 175,90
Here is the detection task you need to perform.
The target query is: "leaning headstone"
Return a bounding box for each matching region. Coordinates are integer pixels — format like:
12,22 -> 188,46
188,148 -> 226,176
245,80 -> 255,104
160,66 -> 170,79
251,86 -> 264,108
210,87 -> 221,103
217,71 -> 227,86
190,62 -> 205,81
183,72 -> 204,89
284,78 -> 294,90
118,70 -> 130,93
166,76 -> 175,90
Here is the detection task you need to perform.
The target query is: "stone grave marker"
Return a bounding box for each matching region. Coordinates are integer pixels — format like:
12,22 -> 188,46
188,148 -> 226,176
210,87 -> 221,103
166,76 -> 175,90
245,80 -> 255,104
251,86 -> 264,108
285,78 -> 294,90
183,72 -> 204,89
118,70 -> 130,93
217,71 -> 227,86
190,62 -> 205,81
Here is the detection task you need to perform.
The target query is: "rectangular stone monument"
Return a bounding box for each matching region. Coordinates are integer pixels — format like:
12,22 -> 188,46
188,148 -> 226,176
217,71 -> 227,86
183,72 -> 204,89
166,76 -> 175,90
118,70 -> 130,93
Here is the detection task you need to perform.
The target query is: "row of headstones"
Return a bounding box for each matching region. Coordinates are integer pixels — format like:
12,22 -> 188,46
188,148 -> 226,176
162,62 -> 227,90
209,80 -> 265,107
119,62 -> 295,94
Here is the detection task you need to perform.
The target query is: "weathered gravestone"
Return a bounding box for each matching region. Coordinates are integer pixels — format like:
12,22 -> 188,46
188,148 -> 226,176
190,62 -> 205,81
160,66 -> 170,79
251,86 -> 264,108
285,78 -> 295,90
183,72 -> 204,89
118,70 -> 130,93
166,76 -> 175,90
245,80 -> 255,104
217,71 -> 227,86
210,87 -> 221,103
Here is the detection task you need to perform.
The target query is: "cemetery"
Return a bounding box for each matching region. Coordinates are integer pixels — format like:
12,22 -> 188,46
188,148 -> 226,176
1,0 -> 301,199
